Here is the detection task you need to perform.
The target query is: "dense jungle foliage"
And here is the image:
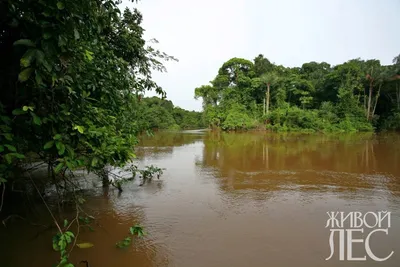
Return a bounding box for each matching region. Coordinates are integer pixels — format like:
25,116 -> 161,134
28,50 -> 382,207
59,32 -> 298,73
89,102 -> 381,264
137,96 -> 205,130
0,0 -> 198,266
194,55 -> 400,132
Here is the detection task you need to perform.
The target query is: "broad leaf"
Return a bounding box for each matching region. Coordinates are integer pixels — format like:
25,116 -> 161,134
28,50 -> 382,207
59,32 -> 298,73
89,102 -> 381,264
20,49 -> 36,67
18,68 -> 34,82
4,144 -> 16,152
44,141 -> 54,149
32,113 -> 42,125
13,39 -> 35,47
54,162 -> 64,173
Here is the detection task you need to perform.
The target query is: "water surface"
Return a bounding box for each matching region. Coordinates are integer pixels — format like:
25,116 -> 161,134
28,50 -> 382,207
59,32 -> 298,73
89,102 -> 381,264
1,131 -> 400,267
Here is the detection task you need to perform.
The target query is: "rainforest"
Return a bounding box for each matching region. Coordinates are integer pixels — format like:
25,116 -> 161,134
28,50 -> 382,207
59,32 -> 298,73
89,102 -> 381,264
195,55 -> 400,132
0,0 -> 399,267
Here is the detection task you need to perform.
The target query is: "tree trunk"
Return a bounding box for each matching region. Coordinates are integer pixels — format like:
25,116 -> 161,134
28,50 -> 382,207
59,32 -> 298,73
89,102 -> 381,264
364,93 -> 367,116
396,83 -> 400,110
263,98 -> 266,116
367,80 -> 373,121
372,83 -> 382,118
266,83 -> 270,114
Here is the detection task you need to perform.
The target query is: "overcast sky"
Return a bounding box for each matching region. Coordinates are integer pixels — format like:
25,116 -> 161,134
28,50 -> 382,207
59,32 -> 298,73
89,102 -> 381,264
120,0 -> 400,112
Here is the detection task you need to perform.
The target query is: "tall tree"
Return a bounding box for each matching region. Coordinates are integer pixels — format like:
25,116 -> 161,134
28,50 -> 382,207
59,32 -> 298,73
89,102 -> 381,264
254,54 -> 274,76
260,72 -> 279,114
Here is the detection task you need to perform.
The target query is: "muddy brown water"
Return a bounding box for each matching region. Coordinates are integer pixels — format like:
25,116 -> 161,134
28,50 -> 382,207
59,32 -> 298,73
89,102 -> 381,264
1,131 -> 400,267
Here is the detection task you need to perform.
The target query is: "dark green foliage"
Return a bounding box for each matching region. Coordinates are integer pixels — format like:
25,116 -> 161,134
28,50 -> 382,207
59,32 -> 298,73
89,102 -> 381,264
0,1 -> 182,265
380,112 -> 400,131
138,97 -> 205,130
0,0 -> 177,183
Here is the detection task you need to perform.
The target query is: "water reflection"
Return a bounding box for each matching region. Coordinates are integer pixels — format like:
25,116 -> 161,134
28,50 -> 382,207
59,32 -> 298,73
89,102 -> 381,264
0,183 -> 171,267
197,132 -> 400,198
1,131 -> 400,267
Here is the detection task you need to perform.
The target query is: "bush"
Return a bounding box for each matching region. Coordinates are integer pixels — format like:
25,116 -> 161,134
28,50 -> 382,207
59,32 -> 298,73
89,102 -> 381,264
221,108 -> 255,131
168,124 -> 181,131
265,105 -> 373,133
380,112 -> 400,131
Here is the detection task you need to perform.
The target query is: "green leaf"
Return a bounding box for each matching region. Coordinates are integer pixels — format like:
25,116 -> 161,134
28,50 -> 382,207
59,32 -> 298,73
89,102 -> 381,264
4,134 -> 12,141
65,145 -> 75,158
76,242 -> 94,249
4,154 -> 12,164
44,140 -> 54,149
12,108 -> 26,115
52,241 -> 60,251
58,239 -> 66,250
0,177 -> 7,183
58,36 -> 67,47
56,141 -> 65,155
32,113 -> 42,125
35,50 -> 45,64
54,134 -> 62,140
66,161 -> 74,170
65,231 -> 75,239
0,145 -> 4,153
73,125 -> 84,134
57,2 -> 65,10
74,29 -> 80,40
4,144 -> 16,152
23,106 -> 34,111
13,39 -> 35,47
84,50 -> 93,61
1,116 -> 11,124
58,143 -> 65,155
91,157 -> 98,167
64,219 -> 68,227
20,49 -> 36,67
18,68 -> 34,82
42,60 -> 52,72
35,72 -> 43,85
11,153 -> 25,159
64,264 -> 74,267
54,162 -> 64,173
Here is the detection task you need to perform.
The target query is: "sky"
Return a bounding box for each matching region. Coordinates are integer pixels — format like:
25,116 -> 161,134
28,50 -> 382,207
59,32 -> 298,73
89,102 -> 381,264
120,0 -> 400,112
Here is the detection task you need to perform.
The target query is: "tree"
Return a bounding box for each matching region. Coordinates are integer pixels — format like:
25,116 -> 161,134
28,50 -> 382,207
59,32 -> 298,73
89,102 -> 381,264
260,72 -> 279,114
0,1 -> 177,264
194,52 -> 400,132
254,54 -> 274,76
361,60 -> 386,121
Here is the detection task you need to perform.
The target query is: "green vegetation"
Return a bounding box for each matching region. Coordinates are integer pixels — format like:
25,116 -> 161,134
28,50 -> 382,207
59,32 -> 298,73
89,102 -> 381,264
137,96 -> 205,130
195,55 -> 400,132
116,225 -> 146,249
0,0 -> 189,266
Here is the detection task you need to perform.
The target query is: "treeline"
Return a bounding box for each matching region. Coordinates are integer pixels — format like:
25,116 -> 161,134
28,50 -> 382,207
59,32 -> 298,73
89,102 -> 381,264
194,55 -> 400,132
136,96 -> 205,130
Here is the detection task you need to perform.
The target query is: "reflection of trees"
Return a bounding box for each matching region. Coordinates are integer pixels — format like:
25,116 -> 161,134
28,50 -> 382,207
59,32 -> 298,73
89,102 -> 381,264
138,131 -> 204,147
0,185 -> 170,267
197,131 -> 400,196
136,131 -> 205,159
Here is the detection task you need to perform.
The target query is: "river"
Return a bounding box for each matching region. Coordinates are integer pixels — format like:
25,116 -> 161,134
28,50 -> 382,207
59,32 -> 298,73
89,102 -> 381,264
1,131 -> 400,267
